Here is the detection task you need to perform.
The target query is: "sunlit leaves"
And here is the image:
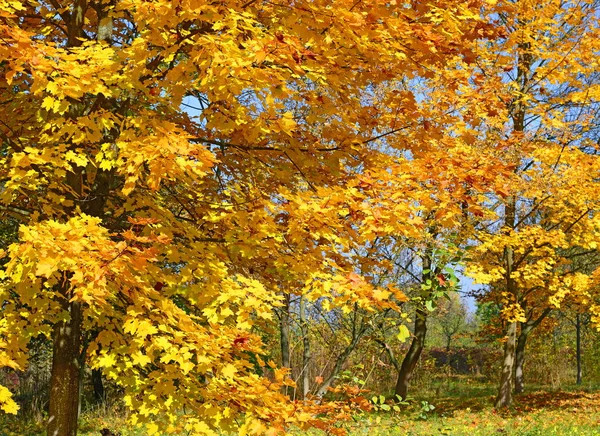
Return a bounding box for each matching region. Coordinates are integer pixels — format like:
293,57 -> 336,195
0,0 -> 502,432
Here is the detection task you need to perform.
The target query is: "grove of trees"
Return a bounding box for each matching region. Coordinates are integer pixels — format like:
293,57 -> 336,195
2,0 -> 600,435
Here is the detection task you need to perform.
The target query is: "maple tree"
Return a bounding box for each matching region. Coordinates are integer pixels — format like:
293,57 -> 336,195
463,0 -> 600,407
0,0 -> 495,434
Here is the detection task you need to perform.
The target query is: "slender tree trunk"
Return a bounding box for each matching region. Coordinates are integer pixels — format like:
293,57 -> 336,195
315,308 -> 366,398
299,296 -> 311,399
394,307 -> 427,400
576,313 -> 582,385
47,3 -> 92,434
48,299 -> 83,436
280,294 -> 291,370
496,196 -> 517,408
280,294 -> 291,396
495,29 -> 532,408
394,254 -> 431,401
92,369 -> 105,404
314,335 -> 362,398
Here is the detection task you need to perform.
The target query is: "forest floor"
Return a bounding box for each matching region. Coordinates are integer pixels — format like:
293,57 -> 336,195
3,383 -> 600,435
340,383 -> 600,436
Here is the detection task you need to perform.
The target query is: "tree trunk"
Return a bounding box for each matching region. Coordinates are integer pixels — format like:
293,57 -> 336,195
299,296 -> 310,399
394,253 -> 431,401
92,369 -> 105,404
314,335 -> 362,398
48,299 -> 83,436
315,309 -> 366,399
495,320 -> 517,408
576,313 -> 582,385
394,307 -> 427,400
495,241 -> 517,408
494,172 -> 520,408
280,294 -> 291,396
514,308 -> 551,394
514,325 -> 529,394
496,200 -> 517,408
494,28 -> 531,407
280,294 -> 291,370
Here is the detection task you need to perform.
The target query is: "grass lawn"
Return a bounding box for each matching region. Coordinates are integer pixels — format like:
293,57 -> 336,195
3,384 -> 600,435
340,386 -> 600,436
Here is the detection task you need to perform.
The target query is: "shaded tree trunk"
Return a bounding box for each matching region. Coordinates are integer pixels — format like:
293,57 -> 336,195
315,306 -> 367,398
48,299 -> 83,436
394,254 -> 431,401
47,2 -> 113,434
314,334 -> 363,398
280,294 -> 291,370
514,308 -> 551,394
495,23 -> 532,407
394,307 -> 427,400
280,294 -> 291,396
299,296 -> 311,399
92,369 -> 105,404
576,313 -> 582,385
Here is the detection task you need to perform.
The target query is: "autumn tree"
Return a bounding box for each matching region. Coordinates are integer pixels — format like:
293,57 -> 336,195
0,0 -> 495,434
464,0 -> 600,408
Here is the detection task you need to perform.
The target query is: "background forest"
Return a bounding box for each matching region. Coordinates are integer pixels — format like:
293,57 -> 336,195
3,0 -> 600,435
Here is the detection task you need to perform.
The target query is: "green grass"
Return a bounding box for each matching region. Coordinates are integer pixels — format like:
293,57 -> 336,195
337,383 -> 600,436
4,383 -> 600,435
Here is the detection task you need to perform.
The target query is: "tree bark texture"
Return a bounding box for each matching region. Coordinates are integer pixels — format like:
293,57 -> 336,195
495,320 -> 517,408
48,299 -> 83,436
394,307 -> 428,400
394,254 -> 432,401
300,296 -> 311,399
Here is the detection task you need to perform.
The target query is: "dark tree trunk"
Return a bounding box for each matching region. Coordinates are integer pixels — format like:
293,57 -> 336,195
279,294 -> 291,396
495,29 -> 531,407
48,299 -> 83,436
92,369 -> 105,404
394,307 -> 427,400
394,254 -> 431,401
576,313 -> 582,385
45,2 -> 116,433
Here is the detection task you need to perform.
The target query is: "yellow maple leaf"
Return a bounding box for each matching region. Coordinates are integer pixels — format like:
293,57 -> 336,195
221,364 -> 238,379
0,386 -> 18,415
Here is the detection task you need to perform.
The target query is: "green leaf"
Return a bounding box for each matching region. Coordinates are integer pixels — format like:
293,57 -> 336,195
397,324 -> 410,342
